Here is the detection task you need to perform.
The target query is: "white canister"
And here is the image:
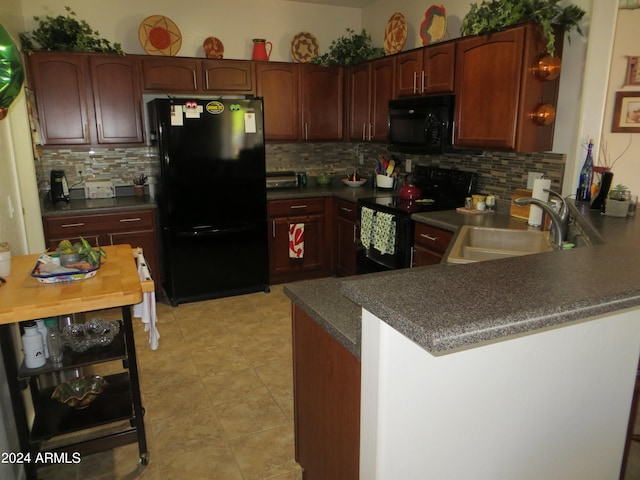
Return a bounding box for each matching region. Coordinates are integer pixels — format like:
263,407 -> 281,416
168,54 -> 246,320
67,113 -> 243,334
22,323 -> 47,369
0,247 -> 10,277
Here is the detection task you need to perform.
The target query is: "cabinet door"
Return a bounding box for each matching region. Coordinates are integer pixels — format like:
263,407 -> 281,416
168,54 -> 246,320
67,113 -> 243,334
335,200 -> 359,277
90,55 -> 144,144
28,52 -> 91,145
201,60 -> 255,93
292,306 -> 360,480
301,64 -> 344,141
454,26 -> 525,150
370,57 -> 395,142
269,214 -> 326,278
256,63 -> 299,141
348,63 -> 371,141
395,50 -> 422,97
423,42 -> 455,93
141,57 -> 200,91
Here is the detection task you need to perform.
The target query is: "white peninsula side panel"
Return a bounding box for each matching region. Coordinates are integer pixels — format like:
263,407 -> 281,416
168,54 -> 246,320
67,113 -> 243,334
360,308 -> 640,480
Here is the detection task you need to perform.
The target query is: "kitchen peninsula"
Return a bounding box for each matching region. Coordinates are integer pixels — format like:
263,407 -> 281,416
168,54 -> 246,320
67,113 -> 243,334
285,202 -> 640,479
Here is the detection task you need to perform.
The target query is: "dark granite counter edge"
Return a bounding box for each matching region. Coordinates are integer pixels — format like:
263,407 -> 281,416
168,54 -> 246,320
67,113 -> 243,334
284,279 -> 361,359
41,196 -> 157,217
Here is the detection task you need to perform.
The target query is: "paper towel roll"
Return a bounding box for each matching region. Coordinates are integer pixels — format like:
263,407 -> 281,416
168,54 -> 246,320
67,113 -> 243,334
528,178 -> 551,226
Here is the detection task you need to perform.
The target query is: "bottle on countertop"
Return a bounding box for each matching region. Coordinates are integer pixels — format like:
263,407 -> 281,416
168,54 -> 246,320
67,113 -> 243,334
577,139 -> 594,201
45,317 -> 63,367
22,321 -> 46,369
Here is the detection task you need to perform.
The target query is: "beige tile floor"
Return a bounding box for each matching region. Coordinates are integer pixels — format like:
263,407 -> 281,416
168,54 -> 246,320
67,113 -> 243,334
35,284 -> 640,479
38,284 -> 302,480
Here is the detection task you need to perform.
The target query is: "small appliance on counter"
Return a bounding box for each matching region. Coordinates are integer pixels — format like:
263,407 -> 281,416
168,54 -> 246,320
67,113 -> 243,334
50,170 -> 70,203
266,171 -> 298,189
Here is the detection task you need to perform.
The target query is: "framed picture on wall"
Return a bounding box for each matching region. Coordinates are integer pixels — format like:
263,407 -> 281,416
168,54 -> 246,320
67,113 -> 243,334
612,91 -> 640,132
624,56 -> 640,85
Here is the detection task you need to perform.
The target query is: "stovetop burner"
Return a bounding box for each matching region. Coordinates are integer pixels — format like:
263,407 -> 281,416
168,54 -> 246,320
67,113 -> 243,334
359,166 -> 477,216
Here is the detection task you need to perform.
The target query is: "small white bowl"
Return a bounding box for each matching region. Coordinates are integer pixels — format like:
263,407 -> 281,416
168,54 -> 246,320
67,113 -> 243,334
342,178 -> 367,188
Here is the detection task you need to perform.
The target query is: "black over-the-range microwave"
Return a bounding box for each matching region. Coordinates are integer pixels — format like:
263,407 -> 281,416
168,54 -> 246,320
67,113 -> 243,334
387,95 -> 455,154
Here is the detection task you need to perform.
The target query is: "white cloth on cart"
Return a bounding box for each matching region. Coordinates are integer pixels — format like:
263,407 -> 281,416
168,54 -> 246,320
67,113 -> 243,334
133,252 -> 160,350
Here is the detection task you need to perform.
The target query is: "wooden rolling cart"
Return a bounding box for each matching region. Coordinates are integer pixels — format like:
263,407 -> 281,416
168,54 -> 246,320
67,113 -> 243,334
0,245 -> 152,480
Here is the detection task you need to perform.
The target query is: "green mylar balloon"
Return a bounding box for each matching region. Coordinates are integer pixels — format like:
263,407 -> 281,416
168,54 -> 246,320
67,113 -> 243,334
0,24 -> 25,113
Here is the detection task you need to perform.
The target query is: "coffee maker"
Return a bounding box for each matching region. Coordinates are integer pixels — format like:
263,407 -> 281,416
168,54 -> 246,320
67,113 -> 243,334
50,170 -> 70,203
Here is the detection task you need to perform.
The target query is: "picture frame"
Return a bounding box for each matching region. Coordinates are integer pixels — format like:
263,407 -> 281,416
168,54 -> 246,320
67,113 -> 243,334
625,56 -> 640,85
611,91 -> 640,133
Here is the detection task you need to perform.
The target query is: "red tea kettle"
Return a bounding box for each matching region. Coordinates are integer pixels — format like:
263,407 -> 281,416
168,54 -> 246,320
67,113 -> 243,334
399,181 -> 421,201
252,39 -> 272,61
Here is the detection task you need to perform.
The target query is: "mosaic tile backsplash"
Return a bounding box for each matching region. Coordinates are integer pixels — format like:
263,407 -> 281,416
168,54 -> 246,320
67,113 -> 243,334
37,143 -> 565,213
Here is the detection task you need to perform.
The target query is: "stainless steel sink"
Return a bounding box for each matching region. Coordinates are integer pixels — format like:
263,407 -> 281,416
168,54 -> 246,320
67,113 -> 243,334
447,226 -> 553,264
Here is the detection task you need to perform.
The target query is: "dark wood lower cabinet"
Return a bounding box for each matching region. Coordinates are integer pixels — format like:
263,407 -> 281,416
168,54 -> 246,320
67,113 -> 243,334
292,306 -> 361,480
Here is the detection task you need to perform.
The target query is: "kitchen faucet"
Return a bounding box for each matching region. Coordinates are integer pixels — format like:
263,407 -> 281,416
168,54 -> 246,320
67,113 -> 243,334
513,189 -> 568,248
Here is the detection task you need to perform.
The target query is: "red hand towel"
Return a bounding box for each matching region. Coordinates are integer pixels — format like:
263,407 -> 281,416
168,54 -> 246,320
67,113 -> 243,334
289,223 -> 304,258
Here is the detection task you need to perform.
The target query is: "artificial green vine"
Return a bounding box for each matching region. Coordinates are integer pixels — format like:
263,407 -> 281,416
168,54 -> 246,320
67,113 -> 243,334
311,28 -> 384,66
20,6 -> 123,54
460,0 -> 585,56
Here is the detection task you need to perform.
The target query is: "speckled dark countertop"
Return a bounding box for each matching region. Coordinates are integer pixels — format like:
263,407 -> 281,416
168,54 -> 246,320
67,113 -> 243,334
285,198 -> 640,358
41,195 -> 157,216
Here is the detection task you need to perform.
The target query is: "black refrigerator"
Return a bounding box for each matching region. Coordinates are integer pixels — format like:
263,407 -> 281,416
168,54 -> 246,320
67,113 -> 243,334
148,97 -> 269,305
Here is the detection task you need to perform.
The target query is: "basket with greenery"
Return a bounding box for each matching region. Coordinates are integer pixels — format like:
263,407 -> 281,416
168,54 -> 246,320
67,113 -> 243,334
20,6 -> 123,54
460,0 -> 585,56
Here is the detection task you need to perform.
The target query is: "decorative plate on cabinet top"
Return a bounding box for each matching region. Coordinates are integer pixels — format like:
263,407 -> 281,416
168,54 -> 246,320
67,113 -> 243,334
384,12 -> 407,55
291,32 -> 320,63
203,36 -> 224,59
420,5 -> 447,46
138,15 -> 182,56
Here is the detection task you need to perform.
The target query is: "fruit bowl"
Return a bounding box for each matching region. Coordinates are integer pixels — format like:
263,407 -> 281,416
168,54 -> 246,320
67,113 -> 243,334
51,376 -> 108,409
342,178 -> 367,188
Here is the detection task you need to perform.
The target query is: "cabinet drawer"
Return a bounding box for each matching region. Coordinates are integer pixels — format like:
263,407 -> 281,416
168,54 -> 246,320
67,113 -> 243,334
45,209 -> 155,237
414,223 -> 453,254
336,199 -> 358,222
269,197 -> 325,217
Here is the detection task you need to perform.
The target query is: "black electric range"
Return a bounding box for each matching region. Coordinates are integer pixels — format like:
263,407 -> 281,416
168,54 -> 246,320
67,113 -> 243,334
359,166 -> 477,216
357,166 -> 477,273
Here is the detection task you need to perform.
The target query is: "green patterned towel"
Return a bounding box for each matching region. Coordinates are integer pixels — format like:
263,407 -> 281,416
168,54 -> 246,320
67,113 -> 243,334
373,212 -> 396,255
360,207 -> 374,247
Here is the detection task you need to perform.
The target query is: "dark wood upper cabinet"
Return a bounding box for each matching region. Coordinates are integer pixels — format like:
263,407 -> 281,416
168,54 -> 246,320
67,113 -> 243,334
300,64 -> 344,141
454,23 -> 562,152
90,56 -> 144,144
28,52 -> 92,145
28,52 -> 144,146
395,42 -> 455,97
201,59 -> 254,93
256,62 -> 300,141
140,57 -> 200,92
349,57 -> 394,142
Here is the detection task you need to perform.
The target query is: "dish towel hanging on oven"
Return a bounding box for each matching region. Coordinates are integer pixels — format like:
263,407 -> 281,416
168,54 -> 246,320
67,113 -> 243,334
372,212 -> 396,255
360,207 -> 375,247
289,223 -> 304,258
133,252 -> 160,350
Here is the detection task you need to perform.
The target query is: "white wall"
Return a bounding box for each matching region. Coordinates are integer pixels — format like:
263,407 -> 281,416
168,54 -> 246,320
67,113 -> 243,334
360,307 -> 640,480
18,0 -> 362,61
602,7 -> 640,196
